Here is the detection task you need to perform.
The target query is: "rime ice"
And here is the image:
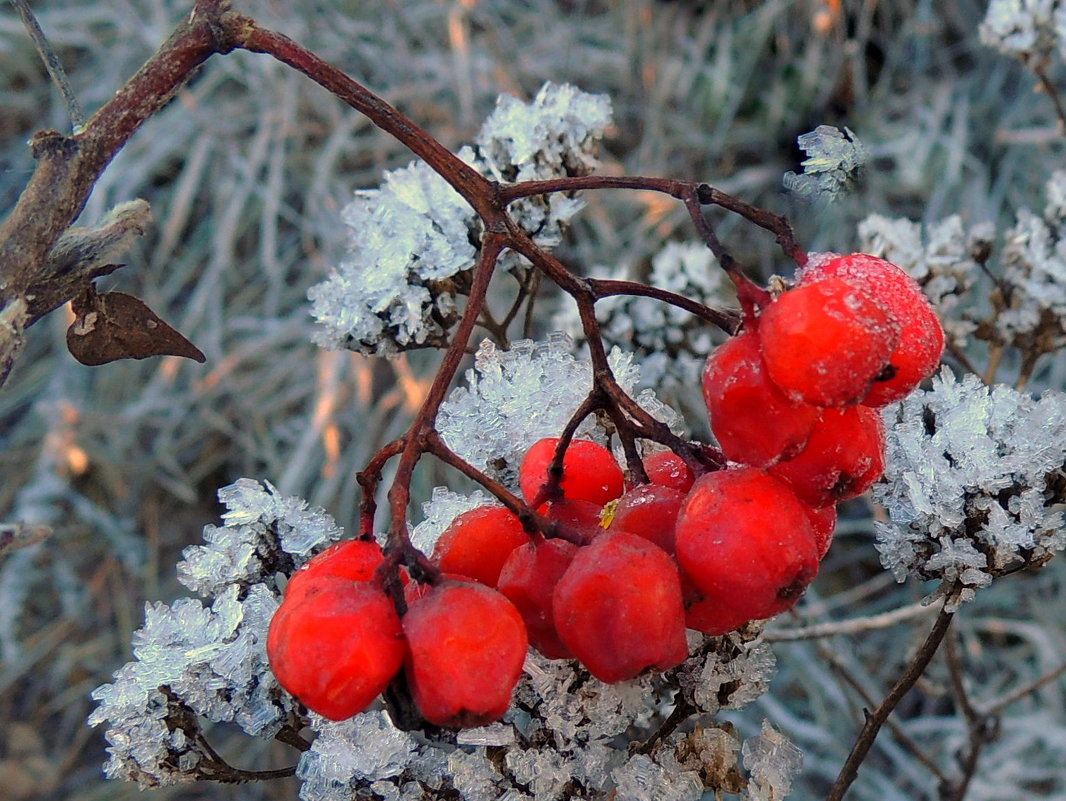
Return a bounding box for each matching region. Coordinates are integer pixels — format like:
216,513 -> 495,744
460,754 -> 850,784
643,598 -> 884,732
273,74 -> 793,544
309,83 -> 612,355
874,369 -> 1066,606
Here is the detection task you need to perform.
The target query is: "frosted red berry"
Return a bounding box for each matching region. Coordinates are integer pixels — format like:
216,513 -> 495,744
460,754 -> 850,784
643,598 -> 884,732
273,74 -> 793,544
497,536 -> 578,660
540,497 -> 606,545
267,578 -> 406,721
607,483 -> 686,554
431,505 -> 529,586
403,580 -> 528,728
759,276 -> 901,407
284,539 -> 385,605
553,531 -> 688,683
769,406 -> 885,508
798,253 -> 944,406
519,437 -> 624,507
702,330 -> 821,466
643,450 -> 696,492
674,468 -> 820,622
806,503 -> 838,559
684,594 -> 755,636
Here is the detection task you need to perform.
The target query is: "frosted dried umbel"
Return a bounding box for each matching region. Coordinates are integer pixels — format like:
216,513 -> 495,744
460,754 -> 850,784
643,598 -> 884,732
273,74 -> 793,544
874,368 -> 1066,607
309,83 -> 612,356
87,480 -> 343,788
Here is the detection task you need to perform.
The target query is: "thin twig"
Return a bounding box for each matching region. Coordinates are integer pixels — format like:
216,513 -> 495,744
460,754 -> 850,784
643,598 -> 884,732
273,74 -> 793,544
825,602 -> 956,801
763,601 -> 938,642
9,0 -> 86,130
1032,62 -> 1066,136
982,658 -> 1066,715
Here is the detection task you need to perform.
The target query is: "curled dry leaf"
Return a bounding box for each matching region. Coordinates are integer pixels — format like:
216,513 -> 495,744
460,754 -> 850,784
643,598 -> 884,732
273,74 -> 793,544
66,286 -> 205,366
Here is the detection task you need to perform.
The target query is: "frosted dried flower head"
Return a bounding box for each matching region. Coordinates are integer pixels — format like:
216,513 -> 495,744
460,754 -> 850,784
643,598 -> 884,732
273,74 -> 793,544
309,83 -> 612,355
437,334 -> 679,489
979,0 -> 1064,61
874,369 -> 1066,607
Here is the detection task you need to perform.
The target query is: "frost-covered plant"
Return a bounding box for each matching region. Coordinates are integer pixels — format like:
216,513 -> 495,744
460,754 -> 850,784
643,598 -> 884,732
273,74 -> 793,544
308,83 -> 612,355
874,368 -> 1066,607
782,125 -> 867,203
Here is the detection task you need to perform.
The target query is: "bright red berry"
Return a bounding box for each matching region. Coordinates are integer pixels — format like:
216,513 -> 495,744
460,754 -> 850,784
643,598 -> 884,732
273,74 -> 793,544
806,503 -> 838,559
540,497 -> 606,545
607,483 -> 686,554
403,581 -> 528,728
759,277 -> 901,407
519,438 -> 624,507
643,450 -> 696,492
674,468 -> 820,622
798,253 -> 944,406
769,406 -> 885,508
267,578 -> 406,721
497,537 -> 579,660
553,531 -> 688,683
702,330 -> 821,466
284,539 -> 385,605
431,505 -> 529,586
684,594 -> 754,636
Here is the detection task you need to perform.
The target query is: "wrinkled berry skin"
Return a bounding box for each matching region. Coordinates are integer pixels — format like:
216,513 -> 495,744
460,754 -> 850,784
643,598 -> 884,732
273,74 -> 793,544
674,468 -> 820,622
553,531 -> 688,683
267,578 -> 406,721
403,581 -> 528,728
607,483 -> 686,554
643,450 -> 696,492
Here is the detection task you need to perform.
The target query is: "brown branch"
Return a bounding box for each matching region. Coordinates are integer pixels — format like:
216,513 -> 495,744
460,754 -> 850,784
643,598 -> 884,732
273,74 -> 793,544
825,602 -> 955,801
588,277 -> 740,334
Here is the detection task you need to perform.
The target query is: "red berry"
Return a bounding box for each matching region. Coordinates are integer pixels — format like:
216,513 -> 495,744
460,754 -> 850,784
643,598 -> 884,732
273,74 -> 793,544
431,505 -> 529,586
541,497 -> 606,545
519,438 -> 624,507
403,581 -> 528,728
284,539 -> 385,605
267,578 -> 406,721
643,450 -> 696,492
769,406 -> 885,507
806,503 -> 838,559
798,253 -> 944,406
497,537 -> 579,660
702,330 -> 821,466
674,468 -> 820,622
607,483 -> 686,554
553,531 -> 688,683
684,594 -> 754,636
759,277 -> 901,407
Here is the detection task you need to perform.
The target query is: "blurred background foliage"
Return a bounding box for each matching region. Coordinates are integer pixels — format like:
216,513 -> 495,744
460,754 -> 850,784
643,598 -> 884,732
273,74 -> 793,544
1,1 -> 1064,799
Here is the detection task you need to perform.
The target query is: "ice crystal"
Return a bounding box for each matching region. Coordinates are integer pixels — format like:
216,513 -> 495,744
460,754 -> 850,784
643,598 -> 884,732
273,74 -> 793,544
437,334 -> 679,490
741,720 -> 803,801
90,479 -> 344,787
309,83 -> 611,355
409,486 -> 493,553
783,125 -> 866,202
553,241 -> 736,391
178,478 -> 342,596
874,368 -> 1066,604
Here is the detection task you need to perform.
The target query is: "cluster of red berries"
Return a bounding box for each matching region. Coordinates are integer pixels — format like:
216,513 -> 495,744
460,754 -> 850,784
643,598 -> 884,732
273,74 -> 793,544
266,253 -> 943,730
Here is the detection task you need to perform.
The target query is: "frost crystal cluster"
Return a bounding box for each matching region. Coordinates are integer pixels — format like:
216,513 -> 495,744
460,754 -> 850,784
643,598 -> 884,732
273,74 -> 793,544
874,369 -> 1066,605
88,479 -> 342,787
293,634 -> 783,801
980,0 -> 1066,61
553,242 -> 736,391
309,83 -> 612,355
858,213 -> 992,347
437,334 -> 681,489
782,125 -> 867,202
